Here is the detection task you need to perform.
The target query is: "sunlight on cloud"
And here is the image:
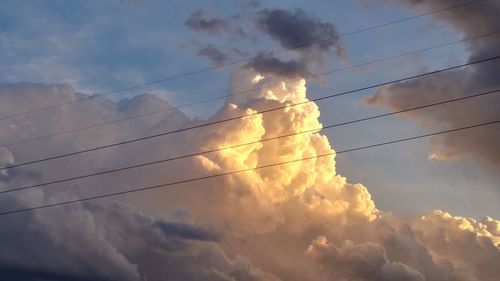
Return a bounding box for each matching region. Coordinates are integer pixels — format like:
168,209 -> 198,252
0,68 -> 498,281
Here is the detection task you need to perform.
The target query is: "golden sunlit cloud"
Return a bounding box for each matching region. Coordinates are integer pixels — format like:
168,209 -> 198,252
153,68 -> 500,280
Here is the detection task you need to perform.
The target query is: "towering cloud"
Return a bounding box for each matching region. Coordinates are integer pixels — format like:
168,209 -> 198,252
365,0 -> 500,166
0,68 -> 498,280
0,2 -> 499,280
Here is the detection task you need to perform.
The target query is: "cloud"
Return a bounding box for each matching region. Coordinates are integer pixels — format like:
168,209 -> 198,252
2,3 -> 499,280
255,8 -> 343,55
185,9 -> 246,39
184,6 -> 345,79
412,210 -> 500,280
0,195 -> 278,281
197,44 -> 230,65
307,236 -> 425,281
0,69 -> 498,280
243,8 -> 345,79
364,0 -> 500,167
245,53 -> 311,78
189,42 -> 251,67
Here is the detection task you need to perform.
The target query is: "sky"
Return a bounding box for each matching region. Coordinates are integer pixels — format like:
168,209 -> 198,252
0,0 -> 499,280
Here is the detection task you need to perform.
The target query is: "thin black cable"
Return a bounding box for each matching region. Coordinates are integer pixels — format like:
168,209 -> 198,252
2,88 -> 498,195
0,0 -> 484,122
1,54 -> 499,172
1,119 -> 498,216
4,30 -> 499,148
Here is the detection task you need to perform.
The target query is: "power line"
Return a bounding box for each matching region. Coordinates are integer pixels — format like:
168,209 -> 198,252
4,30 -> 499,148
1,119 -> 498,216
1,54 -> 499,172
2,88 -> 498,195
0,0 -> 484,122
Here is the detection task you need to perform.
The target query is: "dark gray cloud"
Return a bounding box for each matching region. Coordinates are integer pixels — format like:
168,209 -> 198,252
246,54 -> 311,78
244,8 -> 345,79
0,269 -> 116,281
189,42 -> 252,66
184,6 -> 344,78
0,198 -> 277,281
365,0 -> 500,167
154,220 -> 220,241
197,44 -> 230,65
0,201 -> 141,281
255,8 -> 342,54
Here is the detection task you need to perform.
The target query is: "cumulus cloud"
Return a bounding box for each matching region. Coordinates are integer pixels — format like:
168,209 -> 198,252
1,2 -> 498,280
0,66 -> 498,280
307,236 -> 425,281
412,210 -> 500,280
365,0 -> 500,167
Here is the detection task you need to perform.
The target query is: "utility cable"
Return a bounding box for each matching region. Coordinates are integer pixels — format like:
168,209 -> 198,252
0,0 -> 484,122
1,118 -> 498,216
1,54 -> 498,172
1,88 -> 498,195
3,30 -> 499,148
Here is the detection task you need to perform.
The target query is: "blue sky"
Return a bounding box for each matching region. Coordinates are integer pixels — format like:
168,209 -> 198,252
1,0 -> 498,219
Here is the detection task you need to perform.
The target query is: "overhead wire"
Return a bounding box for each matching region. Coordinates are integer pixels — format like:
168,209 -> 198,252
1,87 -> 498,195
1,119 -> 498,216
0,0 -> 484,122
2,30 -> 499,149
0,0 -> 495,215
1,54 -> 499,172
